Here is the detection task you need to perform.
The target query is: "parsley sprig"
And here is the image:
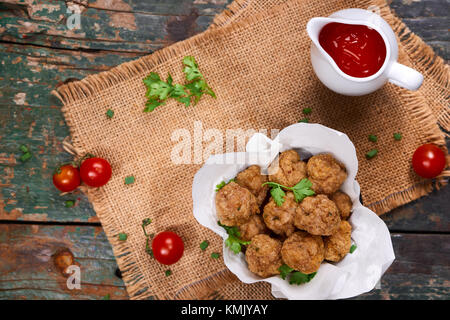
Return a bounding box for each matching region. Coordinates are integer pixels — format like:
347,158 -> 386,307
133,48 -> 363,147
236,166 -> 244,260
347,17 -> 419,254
215,178 -> 236,192
262,178 -> 315,206
218,221 -> 250,254
278,264 -> 317,285
143,56 -> 215,112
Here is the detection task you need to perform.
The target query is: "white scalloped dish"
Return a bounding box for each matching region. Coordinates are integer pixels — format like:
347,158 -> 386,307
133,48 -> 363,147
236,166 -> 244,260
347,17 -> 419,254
192,123 -> 395,299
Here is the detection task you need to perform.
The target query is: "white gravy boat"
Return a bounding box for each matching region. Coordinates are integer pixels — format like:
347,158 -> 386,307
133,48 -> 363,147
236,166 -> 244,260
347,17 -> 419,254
307,8 -> 423,96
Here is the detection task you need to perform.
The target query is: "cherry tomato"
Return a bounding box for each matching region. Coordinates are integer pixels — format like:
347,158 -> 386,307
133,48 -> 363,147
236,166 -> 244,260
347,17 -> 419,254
412,144 -> 446,179
53,164 -> 81,192
79,157 -> 112,187
152,231 -> 184,265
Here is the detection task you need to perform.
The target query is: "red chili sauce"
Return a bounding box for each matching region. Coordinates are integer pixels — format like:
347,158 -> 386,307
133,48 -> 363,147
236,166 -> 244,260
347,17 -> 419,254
318,22 -> 387,78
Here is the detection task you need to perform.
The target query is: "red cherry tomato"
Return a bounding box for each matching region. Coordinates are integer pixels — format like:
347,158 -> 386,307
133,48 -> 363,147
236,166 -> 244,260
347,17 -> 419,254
79,157 -> 112,187
53,164 -> 81,192
152,231 -> 184,265
412,144 -> 446,179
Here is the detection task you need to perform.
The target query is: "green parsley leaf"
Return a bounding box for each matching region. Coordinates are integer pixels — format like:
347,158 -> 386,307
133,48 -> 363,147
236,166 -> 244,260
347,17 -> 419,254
270,186 -> 286,206
183,56 -> 216,102
211,252 -> 220,259
368,134 -> 378,142
393,133 -> 402,141
350,244 -> 357,253
298,118 -> 309,123
106,109 -> 114,119
143,56 -> 214,112
366,149 -> 378,159
102,293 -> 110,300
165,269 -> 172,277
118,233 -> 127,241
218,221 -> 250,254
215,181 -> 226,192
291,178 -> 315,202
65,200 -> 75,208
124,176 -> 135,185
20,152 -> 32,162
215,178 -> 236,192
19,145 -> 29,153
200,240 -> 209,251
144,99 -> 165,112
302,108 -> 312,115
263,179 -> 314,205
289,271 -> 317,285
278,264 -> 294,280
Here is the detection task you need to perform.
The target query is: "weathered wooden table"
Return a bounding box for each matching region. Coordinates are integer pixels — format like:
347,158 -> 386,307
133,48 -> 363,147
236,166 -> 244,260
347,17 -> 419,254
0,0 -> 448,300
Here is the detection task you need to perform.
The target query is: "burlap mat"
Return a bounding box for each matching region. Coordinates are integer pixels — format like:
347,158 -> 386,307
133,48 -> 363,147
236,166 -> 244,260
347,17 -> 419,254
53,0 -> 449,300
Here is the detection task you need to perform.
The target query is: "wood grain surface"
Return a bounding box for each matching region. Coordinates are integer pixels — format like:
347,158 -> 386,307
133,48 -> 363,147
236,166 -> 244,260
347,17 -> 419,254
0,0 -> 448,300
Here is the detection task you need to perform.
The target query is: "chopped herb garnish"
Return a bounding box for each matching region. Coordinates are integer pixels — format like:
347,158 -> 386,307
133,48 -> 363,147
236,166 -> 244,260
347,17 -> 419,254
215,178 -> 236,192
289,271 -> 317,285
368,134 -> 378,142
106,109 -> 114,119
19,152 -> 32,162
118,233 -> 128,241
393,133 -> 402,141
350,244 -> 357,253
298,118 -> 309,123
365,149 -> 378,159
218,221 -> 250,254
278,264 -> 294,280
143,56 -> 215,112
165,269 -> 172,277
269,186 -> 286,206
211,252 -> 220,259
263,178 -> 315,206
215,181 -> 226,192
19,145 -> 29,153
124,176 -> 135,185
65,200 -> 75,208
102,294 -> 110,300
302,108 -> 312,115
200,240 -> 209,251
278,264 -> 316,285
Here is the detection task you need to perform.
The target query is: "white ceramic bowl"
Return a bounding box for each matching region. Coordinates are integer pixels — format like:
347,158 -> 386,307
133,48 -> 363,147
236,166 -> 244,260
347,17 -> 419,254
192,123 -> 395,299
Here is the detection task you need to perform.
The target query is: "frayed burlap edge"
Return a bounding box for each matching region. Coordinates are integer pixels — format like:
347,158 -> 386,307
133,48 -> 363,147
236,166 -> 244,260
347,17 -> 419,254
51,0 -> 449,299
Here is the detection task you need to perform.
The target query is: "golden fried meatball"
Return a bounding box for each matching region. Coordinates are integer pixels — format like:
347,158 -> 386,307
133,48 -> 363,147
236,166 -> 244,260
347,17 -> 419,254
294,194 -> 341,236
215,182 -> 259,226
324,220 -> 352,262
263,192 -> 297,237
281,231 -> 324,274
239,215 -> 269,241
268,150 -> 307,187
331,191 -> 353,220
306,154 -> 347,195
245,234 -> 283,278
236,165 -> 269,206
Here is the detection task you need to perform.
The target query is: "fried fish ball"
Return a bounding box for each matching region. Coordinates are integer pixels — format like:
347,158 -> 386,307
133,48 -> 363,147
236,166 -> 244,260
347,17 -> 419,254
294,194 -> 341,236
268,150 -> 307,187
324,220 -> 352,262
235,165 -> 269,206
281,231 -> 324,274
239,215 -> 269,241
215,182 -> 259,227
245,234 -> 283,278
306,154 -> 347,195
263,192 -> 297,237
331,191 -> 353,220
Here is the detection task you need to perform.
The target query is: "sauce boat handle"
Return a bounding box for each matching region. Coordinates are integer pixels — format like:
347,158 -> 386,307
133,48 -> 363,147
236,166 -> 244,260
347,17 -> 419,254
386,62 -> 424,91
